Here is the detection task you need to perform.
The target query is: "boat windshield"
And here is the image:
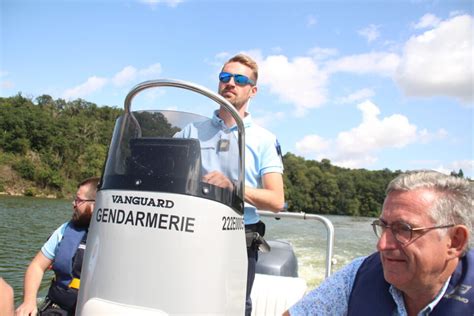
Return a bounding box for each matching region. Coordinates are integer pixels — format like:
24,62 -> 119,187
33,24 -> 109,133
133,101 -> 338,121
100,109 -> 244,214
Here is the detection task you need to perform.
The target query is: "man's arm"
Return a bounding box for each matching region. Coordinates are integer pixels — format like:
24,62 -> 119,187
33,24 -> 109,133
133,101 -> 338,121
245,172 -> 284,212
0,278 -> 14,316
283,257 -> 367,316
15,251 -> 52,316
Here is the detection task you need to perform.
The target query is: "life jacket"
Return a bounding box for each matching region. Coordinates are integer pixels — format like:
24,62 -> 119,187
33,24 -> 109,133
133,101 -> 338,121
47,222 -> 88,312
347,250 -> 474,315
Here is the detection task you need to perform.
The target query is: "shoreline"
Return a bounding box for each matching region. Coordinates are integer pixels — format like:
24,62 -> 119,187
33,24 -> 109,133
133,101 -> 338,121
0,191 -> 58,199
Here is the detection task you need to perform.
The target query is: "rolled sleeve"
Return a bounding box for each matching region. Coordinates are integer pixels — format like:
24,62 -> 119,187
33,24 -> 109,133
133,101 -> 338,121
40,222 -> 68,260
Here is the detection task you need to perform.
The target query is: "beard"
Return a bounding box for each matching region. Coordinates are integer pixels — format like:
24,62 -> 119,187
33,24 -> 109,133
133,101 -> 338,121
72,204 -> 93,228
219,88 -> 246,110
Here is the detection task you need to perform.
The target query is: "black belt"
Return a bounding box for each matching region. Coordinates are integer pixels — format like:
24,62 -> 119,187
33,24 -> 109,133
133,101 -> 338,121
245,221 -> 266,236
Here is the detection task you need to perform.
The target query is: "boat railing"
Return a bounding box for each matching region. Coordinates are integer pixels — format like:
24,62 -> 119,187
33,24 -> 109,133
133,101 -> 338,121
257,210 -> 335,278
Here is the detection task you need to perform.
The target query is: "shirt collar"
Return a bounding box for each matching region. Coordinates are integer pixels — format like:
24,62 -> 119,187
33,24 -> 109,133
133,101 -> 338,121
212,110 -> 252,131
388,277 -> 451,316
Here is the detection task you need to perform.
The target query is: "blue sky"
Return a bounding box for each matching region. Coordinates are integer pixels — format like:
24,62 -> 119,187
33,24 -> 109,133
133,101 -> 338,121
1,0 -> 473,178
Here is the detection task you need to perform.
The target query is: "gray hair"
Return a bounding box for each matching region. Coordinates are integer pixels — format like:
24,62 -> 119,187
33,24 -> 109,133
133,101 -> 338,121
386,170 -> 473,249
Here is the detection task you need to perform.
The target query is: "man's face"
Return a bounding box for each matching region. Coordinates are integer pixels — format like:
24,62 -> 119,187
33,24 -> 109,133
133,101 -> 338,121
377,189 -> 452,292
71,185 -> 94,227
218,62 -> 257,111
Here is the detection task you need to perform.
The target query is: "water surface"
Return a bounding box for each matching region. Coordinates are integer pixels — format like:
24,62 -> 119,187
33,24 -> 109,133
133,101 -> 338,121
0,196 -> 377,306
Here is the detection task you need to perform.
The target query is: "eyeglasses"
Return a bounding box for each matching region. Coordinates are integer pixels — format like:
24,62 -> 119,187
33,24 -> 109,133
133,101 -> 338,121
73,197 -> 95,206
219,72 -> 255,86
371,219 -> 454,245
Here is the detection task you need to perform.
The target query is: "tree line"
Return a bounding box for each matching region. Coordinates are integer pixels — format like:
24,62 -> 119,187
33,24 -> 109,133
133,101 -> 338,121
0,94 -> 467,216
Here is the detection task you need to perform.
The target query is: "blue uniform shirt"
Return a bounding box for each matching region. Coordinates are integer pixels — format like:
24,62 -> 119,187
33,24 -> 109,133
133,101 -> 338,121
175,110 -> 283,224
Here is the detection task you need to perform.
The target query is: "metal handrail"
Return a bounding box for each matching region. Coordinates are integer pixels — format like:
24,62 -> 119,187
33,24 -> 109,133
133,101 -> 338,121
257,210 -> 335,278
123,79 -> 246,200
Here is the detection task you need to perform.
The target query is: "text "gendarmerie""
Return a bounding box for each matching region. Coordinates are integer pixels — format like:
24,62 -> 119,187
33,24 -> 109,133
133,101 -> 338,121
95,208 -> 195,233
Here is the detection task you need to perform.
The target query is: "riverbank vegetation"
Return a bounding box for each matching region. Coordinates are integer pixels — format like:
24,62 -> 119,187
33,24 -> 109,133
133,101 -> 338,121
0,94 -> 121,198
0,94 -> 467,216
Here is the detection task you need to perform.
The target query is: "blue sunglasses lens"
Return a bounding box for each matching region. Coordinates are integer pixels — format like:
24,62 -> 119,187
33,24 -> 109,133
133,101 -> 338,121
234,75 -> 249,85
219,72 -> 232,83
219,72 -> 254,86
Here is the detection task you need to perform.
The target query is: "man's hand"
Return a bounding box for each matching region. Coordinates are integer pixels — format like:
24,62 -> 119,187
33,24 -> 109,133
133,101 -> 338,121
15,301 -> 38,316
203,171 -> 234,190
15,252 -> 52,316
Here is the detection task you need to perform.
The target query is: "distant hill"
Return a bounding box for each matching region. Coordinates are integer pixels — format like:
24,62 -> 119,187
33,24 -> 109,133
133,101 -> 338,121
0,94 -> 467,216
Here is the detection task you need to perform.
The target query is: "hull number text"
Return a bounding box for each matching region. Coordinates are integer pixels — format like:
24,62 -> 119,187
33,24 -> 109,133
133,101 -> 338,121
221,216 -> 244,231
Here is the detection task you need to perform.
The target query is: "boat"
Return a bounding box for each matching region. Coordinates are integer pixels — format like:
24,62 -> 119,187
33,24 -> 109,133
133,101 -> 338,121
252,211 -> 334,315
76,79 -> 334,315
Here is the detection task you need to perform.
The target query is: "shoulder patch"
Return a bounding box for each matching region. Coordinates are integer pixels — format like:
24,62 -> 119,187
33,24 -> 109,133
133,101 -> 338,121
275,139 -> 283,160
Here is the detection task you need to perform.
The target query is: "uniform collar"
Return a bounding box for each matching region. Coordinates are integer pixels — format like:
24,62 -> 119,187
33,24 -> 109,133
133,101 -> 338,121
212,110 -> 252,130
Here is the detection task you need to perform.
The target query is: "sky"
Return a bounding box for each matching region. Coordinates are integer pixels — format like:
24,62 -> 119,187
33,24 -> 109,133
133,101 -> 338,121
1,0 -> 473,178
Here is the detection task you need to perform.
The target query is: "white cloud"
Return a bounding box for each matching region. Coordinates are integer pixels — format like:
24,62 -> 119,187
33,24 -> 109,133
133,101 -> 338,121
433,160 -> 474,177
325,52 -> 401,77
139,63 -> 162,77
259,55 -> 328,116
296,135 -> 331,154
413,13 -> 441,29
113,66 -> 138,87
336,101 -> 418,154
307,47 -> 339,61
62,62 -> 162,98
336,88 -> 375,104
395,14 -> 473,103
62,76 -> 108,99
213,50 -> 328,115
215,51 -> 231,61
113,63 -> 162,87
358,24 -> 380,43
295,100 -> 440,169
142,89 -> 166,101
139,0 -> 183,9
240,49 -> 264,63
418,128 -> 448,144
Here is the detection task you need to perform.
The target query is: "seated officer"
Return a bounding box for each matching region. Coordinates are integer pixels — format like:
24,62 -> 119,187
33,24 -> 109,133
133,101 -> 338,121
16,177 -> 99,316
285,170 -> 473,315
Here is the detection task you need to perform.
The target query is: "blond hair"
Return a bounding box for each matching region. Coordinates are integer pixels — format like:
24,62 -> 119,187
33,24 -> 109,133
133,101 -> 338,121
223,54 -> 258,83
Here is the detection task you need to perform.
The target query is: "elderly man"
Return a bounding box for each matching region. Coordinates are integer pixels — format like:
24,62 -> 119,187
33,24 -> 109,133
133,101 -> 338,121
285,170 -> 473,315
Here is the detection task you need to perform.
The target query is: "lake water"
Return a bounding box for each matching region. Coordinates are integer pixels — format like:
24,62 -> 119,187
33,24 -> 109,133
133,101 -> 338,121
0,195 -> 378,306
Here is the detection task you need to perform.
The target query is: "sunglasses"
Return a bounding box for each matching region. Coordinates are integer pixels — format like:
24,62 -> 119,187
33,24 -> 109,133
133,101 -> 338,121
219,72 -> 255,86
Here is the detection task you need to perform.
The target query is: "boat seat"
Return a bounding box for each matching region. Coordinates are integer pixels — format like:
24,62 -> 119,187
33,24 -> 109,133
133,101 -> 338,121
251,273 -> 307,316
